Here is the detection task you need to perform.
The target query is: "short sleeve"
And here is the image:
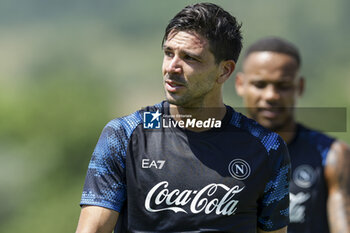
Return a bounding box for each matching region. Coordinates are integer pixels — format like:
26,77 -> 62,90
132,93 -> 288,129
257,138 -> 291,231
80,121 -> 129,212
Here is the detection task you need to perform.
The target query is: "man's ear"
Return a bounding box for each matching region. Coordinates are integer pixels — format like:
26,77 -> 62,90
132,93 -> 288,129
235,72 -> 245,97
298,76 -> 305,97
217,60 -> 236,84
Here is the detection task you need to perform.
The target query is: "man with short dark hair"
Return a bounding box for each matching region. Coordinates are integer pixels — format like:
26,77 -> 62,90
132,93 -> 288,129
236,37 -> 350,233
76,4 -> 290,233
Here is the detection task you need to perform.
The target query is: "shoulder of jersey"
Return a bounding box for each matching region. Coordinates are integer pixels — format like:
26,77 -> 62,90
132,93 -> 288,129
298,124 -> 335,146
104,102 -> 163,135
228,109 -> 286,155
297,124 -> 335,163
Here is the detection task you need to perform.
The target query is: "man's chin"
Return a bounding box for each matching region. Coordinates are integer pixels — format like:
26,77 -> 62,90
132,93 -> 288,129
257,118 -> 286,132
166,96 -> 179,104
166,96 -> 185,106
165,92 -> 192,107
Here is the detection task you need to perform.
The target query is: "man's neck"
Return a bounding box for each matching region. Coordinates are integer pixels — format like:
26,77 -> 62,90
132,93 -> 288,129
275,120 -> 298,144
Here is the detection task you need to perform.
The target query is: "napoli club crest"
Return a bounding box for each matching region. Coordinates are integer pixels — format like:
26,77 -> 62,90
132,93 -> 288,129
228,159 -> 251,180
293,165 -> 316,188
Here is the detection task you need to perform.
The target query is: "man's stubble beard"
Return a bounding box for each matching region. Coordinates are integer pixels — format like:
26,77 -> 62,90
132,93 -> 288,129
165,87 -> 213,109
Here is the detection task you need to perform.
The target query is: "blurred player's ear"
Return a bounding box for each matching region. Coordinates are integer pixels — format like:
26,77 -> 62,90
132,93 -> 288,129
235,72 -> 245,97
298,76 -> 305,97
217,60 -> 235,84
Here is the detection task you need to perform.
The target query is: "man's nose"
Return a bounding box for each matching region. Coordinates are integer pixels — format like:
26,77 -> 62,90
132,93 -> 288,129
263,85 -> 280,101
166,56 -> 182,74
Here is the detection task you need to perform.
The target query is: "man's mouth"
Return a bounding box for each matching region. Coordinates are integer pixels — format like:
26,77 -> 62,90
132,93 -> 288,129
165,80 -> 186,92
258,107 -> 284,119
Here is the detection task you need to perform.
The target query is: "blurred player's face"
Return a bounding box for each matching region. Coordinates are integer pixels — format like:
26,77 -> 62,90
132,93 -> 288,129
236,52 -> 303,131
162,30 -> 226,108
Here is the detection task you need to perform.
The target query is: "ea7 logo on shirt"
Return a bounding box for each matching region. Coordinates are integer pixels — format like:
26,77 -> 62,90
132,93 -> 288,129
228,159 -> 251,180
143,110 -> 161,129
142,159 -> 165,169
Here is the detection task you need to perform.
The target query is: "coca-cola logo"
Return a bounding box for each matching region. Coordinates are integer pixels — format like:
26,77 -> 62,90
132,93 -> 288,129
145,181 -> 244,215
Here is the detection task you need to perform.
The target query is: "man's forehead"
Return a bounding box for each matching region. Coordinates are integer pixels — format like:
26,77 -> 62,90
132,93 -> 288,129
247,74 -> 296,83
164,30 -> 208,50
243,51 -> 299,73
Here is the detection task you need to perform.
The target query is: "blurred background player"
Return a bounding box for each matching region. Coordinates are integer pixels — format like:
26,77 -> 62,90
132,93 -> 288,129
235,37 -> 350,233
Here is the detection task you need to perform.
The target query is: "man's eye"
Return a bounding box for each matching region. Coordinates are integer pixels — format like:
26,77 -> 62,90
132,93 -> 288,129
164,51 -> 174,57
184,55 -> 196,61
278,84 -> 293,90
253,82 -> 266,89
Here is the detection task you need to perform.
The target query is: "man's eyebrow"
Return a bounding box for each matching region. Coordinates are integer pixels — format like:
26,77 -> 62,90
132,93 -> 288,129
163,45 -> 172,50
162,45 -> 203,60
250,77 -> 292,83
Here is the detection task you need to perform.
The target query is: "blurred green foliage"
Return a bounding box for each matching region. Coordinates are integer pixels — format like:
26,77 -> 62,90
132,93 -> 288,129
0,0 -> 349,232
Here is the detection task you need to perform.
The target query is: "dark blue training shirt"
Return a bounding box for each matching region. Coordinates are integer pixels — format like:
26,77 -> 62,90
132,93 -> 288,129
80,101 -> 290,233
288,124 -> 335,233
